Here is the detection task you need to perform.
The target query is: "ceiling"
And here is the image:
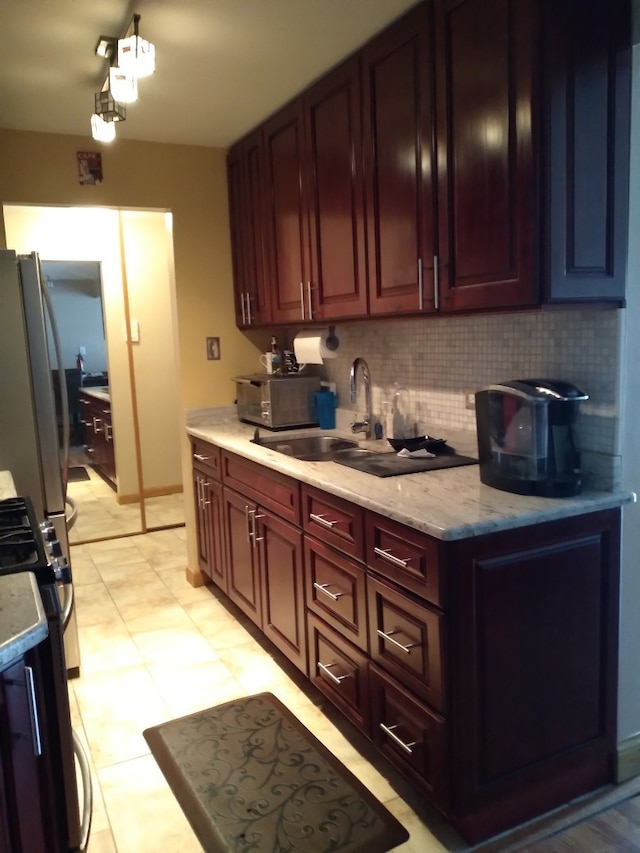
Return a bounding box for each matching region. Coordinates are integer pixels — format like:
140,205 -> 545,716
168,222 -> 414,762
0,0 -> 419,149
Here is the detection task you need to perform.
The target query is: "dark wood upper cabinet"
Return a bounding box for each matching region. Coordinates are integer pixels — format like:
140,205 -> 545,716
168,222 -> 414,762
227,130 -> 271,327
434,0 -> 537,311
541,0 -> 630,303
263,100 -> 310,324
362,3 -> 437,315
304,57 -> 368,320
226,0 -> 630,324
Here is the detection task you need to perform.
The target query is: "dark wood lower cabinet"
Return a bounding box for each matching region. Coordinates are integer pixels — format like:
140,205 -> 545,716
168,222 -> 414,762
0,658 -> 48,853
193,443 -> 621,844
448,509 -> 620,842
259,511 -> 307,673
223,488 -> 263,627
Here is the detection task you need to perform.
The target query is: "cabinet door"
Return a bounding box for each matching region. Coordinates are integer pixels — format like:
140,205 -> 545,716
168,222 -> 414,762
192,468 -> 212,578
227,133 -> 271,326
223,488 -> 262,626
0,659 -> 48,853
434,0 -> 537,311
370,663 -> 450,812
449,510 -> 620,840
362,3 -> 437,315
304,57 -> 368,320
368,573 -> 446,713
258,510 -> 307,673
263,99 -> 310,323
198,477 -> 225,591
543,0 -> 630,303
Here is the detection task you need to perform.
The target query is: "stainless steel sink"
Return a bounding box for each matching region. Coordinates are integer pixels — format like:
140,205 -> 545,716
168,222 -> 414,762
254,434 -> 359,461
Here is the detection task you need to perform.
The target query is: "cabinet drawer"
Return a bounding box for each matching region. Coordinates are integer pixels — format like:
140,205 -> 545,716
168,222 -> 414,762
191,438 -> 221,480
302,485 -> 364,561
368,574 -> 446,713
308,613 -> 370,733
222,451 -> 300,525
370,664 -> 450,812
366,511 -> 444,607
304,536 -> 368,652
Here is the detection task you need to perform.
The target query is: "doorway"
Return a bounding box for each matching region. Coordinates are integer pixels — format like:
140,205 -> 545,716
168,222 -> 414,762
3,204 -> 185,543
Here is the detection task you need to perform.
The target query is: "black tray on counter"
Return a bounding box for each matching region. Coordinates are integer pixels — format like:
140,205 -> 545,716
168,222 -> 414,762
333,451 -> 478,478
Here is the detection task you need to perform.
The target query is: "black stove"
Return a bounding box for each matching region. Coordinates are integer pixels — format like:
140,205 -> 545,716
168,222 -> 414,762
0,495 -> 62,585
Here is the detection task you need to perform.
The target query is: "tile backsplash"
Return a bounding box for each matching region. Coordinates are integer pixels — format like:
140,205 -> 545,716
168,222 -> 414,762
313,308 -> 622,489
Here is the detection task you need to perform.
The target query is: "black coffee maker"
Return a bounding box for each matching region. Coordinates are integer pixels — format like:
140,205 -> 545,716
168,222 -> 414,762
475,379 -> 589,497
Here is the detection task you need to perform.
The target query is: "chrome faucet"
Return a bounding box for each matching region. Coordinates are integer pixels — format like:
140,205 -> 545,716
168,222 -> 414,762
350,357 -> 372,439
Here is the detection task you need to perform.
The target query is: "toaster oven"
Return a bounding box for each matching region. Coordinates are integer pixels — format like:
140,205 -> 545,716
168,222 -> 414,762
235,374 -> 321,429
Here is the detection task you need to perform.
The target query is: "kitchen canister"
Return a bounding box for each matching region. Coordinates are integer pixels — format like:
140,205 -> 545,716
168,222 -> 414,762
314,388 -> 337,429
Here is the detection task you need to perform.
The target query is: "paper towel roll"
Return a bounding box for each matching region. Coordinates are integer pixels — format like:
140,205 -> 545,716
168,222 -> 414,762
293,329 -> 339,364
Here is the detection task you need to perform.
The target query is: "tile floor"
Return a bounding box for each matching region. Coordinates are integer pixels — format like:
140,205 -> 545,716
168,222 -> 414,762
67,460 -> 185,544
69,527 -> 457,853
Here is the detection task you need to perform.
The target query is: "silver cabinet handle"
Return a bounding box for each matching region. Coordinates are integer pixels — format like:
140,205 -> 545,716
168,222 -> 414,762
201,478 -> 210,508
299,281 -> 305,320
240,291 -> 247,325
92,416 -> 103,433
105,423 -> 113,441
376,629 -> 417,653
193,453 -> 211,462
379,723 -> 416,755
253,511 -> 265,543
306,281 -> 313,320
196,476 -> 202,508
24,665 -> 42,756
374,546 -> 411,569
245,505 -> 252,544
309,512 -> 339,529
433,254 -> 440,311
313,582 -> 344,601
418,258 -> 423,310
318,662 -> 351,685
245,292 -> 253,325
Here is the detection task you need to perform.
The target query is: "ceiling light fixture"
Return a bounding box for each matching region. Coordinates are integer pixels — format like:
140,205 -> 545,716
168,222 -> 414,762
90,12 -> 155,142
117,14 -> 156,79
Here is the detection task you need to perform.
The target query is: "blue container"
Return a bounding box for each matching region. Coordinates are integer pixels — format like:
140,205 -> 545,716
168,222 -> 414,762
314,389 -> 337,430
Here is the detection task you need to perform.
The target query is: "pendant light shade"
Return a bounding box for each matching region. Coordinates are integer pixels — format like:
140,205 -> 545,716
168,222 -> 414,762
117,14 -> 155,78
91,113 -> 116,142
109,66 -> 138,103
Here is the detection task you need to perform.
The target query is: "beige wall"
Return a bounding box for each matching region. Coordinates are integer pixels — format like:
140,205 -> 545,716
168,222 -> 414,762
0,128 -> 263,407
0,127 -> 263,572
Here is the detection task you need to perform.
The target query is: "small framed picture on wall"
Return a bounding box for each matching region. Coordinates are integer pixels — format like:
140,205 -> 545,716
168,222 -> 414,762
206,337 -> 221,360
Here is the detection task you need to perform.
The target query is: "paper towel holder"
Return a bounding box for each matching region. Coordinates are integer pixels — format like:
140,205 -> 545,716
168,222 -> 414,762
326,326 -> 339,351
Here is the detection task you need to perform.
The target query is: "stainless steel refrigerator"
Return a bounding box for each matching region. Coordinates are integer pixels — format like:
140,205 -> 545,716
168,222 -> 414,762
0,249 -> 81,674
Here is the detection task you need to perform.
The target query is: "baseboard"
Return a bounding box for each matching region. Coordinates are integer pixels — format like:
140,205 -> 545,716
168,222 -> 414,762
185,564 -> 210,588
617,732 -> 640,782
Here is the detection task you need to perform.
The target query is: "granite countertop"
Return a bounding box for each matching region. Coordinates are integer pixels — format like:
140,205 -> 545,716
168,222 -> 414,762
186,408 -> 635,541
0,573 -> 48,671
81,386 -> 110,403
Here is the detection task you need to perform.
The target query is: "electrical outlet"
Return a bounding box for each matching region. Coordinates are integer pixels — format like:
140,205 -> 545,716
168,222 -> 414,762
464,389 -> 476,410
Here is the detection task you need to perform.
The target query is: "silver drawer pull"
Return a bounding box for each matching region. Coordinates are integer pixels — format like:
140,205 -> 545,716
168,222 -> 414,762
253,512 -> 265,543
194,453 -> 211,462
24,665 -> 42,756
374,546 -> 411,569
313,582 -> 344,601
309,512 -> 339,529
318,662 -> 350,685
379,723 -> 416,755
376,629 -> 417,653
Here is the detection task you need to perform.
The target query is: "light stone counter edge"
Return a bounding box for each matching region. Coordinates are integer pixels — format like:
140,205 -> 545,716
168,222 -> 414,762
186,407 -> 635,541
0,573 -> 48,671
